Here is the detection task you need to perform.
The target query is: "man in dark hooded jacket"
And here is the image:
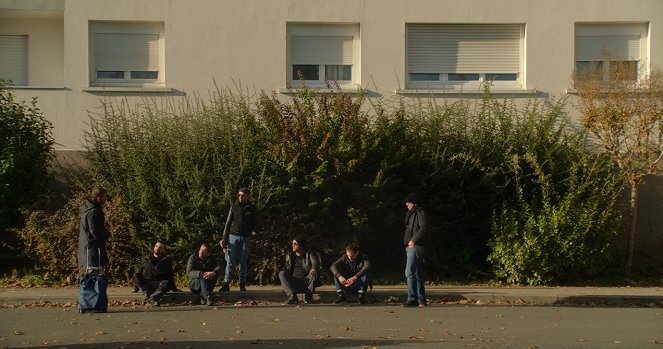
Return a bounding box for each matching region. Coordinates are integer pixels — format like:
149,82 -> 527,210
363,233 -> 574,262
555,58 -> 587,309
403,192 -> 430,307
78,187 -> 109,274
133,241 -> 176,306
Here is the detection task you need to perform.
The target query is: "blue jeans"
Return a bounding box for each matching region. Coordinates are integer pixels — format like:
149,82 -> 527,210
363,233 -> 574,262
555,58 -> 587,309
405,247 -> 426,303
224,234 -> 251,283
333,274 -> 369,294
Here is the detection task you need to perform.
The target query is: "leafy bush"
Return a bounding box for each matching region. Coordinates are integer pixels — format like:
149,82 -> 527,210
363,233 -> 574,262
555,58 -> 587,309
16,191 -> 138,282
0,79 -> 54,232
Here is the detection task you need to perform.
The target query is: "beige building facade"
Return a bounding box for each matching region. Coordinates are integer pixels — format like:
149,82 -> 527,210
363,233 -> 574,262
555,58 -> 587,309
1,0 -> 662,152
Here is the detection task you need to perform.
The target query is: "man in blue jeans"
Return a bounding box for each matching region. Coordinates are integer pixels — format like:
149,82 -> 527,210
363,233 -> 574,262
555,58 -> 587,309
187,243 -> 222,306
403,193 -> 430,307
330,243 -> 372,304
219,188 -> 259,292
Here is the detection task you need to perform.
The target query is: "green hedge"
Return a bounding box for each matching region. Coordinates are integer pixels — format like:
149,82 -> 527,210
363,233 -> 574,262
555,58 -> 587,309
14,85 -> 624,285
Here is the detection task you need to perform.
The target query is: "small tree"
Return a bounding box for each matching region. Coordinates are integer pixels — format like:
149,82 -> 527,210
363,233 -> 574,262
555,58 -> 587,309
574,60 -> 663,278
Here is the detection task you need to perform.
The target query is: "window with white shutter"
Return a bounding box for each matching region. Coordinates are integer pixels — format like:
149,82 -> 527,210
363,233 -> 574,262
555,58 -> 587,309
90,22 -> 164,86
575,23 -> 648,81
0,35 -> 28,86
406,24 -> 523,89
287,23 -> 360,88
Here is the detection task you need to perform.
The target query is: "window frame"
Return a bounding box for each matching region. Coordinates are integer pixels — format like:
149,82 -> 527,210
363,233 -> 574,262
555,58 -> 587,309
0,34 -> 29,86
405,23 -> 524,90
574,23 -> 648,83
89,21 -> 165,87
286,23 -> 360,89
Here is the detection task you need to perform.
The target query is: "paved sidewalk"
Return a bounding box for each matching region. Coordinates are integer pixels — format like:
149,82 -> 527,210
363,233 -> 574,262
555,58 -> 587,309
1,285 -> 661,306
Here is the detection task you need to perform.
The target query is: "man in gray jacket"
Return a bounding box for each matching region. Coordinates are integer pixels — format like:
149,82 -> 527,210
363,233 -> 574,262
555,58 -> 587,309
187,243 -> 222,306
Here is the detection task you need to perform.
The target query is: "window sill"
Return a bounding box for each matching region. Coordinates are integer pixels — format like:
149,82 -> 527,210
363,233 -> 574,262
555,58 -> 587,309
396,88 -> 537,96
82,86 -> 173,93
5,86 -> 67,90
278,86 -> 363,95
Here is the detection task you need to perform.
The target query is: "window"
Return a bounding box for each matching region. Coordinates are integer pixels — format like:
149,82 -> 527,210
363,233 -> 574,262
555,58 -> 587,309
575,23 -> 648,81
406,24 -> 523,89
0,35 -> 28,86
90,22 -> 164,86
287,23 -> 360,88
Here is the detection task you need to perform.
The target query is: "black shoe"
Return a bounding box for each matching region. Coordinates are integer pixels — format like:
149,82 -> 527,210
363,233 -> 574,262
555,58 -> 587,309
131,286 -> 140,293
419,301 -> 428,307
239,283 -> 247,292
358,294 -> 366,304
286,296 -> 299,305
205,295 -> 214,306
146,297 -> 160,307
219,282 -> 230,292
304,292 -> 313,304
402,301 -> 419,307
200,295 -> 207,305
333,293 -> 346,304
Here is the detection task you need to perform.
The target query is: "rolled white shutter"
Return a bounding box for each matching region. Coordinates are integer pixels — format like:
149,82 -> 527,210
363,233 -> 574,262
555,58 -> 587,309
0,35 -> 28,86
95,32 -> 159,71
291,36 -> 353,65
575,35 -> 640,61
407,24 -> 521,74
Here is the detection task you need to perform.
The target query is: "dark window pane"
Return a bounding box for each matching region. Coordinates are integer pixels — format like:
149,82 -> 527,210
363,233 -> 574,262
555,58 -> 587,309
609,61 -> 638,81
485,73 -> 518,81
410,73 -> 439,81
325,65 -> 352,81
448,73 -> 480,81
97,71 -> 125,79
293,65 -> 319,80
575,61 -> 604,80
131,71 -> 159,80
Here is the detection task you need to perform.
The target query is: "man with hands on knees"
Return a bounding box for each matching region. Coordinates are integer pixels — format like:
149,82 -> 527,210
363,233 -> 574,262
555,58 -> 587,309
331,243 -> 372,304
187,243 -> 222,306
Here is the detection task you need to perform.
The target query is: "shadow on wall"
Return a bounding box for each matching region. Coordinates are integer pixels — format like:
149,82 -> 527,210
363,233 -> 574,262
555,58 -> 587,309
633,174 -> 663,267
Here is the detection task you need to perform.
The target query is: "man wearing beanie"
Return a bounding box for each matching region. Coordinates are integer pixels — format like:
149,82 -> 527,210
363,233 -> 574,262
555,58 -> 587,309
219,187 -> 259,292
403,192 -> 429,307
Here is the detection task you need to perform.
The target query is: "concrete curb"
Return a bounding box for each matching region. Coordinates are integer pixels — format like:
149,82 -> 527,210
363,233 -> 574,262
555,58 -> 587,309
1,285 -> 661,306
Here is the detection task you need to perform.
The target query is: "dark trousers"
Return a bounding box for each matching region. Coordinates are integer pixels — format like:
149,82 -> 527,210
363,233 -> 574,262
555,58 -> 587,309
333,274 -> 370,294
189,277 -> 217,298
278,270 -> 316,299
133,273 -> 170,300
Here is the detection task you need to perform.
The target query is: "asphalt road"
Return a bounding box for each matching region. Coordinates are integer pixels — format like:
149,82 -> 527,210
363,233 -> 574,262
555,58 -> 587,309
1,303 -> 661,349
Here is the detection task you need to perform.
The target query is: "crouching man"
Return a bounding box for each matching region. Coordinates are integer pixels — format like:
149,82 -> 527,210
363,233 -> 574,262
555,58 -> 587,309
330,244 -> 372,304
187,243 -> 222,306
278,236 -> 319,305
133,241 -> 176,306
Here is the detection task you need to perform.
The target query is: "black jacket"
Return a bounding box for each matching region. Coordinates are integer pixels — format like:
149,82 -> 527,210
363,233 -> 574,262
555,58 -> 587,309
330,252 -> 372,279
404,206 -> 430,259
223,202 -> 259,239
186,252 -> 222,280
283,251 -> 320,276
138,254 -> 176,290
78,199 -> 109,271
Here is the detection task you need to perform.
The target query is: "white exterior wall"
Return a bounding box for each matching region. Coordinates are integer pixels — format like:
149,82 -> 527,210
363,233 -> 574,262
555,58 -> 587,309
0,0 -> 662,150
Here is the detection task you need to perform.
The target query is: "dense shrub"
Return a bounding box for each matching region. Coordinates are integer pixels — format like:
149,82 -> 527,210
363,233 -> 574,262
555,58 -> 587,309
13,84 -> 625,285
0,79 -> 54,233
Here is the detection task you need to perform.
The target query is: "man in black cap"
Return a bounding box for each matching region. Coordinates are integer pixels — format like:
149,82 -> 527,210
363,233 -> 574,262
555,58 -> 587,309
219,187 -> 259,292
403,193 -> 430,307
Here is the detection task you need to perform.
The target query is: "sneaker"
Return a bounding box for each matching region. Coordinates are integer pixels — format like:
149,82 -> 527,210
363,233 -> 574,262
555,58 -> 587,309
200,295 -> 207,305
131,286 -> 140,293
146,297 -> 160,307
333,293 -> 346,304
357,294 -> 366,304
205,295 -> 214,306
239,283 -> 247,292
402,300 -> 419,307
219,282 -> 230,292
304,292 -> 313,304
418,301 -> 428,307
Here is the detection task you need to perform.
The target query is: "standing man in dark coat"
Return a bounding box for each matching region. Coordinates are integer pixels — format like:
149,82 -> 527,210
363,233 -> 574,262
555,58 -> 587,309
133,241 -> 177,307
78,187 -> 109,274
219,187 -> 259,292
330,243 -> 372,304
403,193 -> 430,307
